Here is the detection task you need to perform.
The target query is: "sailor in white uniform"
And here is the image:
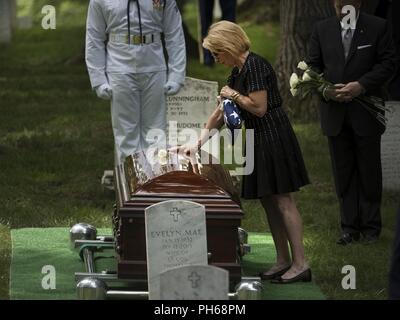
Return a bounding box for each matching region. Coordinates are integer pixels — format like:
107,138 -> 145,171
85,0 -> 186,164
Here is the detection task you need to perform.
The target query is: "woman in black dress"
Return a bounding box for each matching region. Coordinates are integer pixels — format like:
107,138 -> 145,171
178,21 -> 311,283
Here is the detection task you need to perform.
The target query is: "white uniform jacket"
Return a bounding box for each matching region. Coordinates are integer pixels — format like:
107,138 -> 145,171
85,0 -> 186,88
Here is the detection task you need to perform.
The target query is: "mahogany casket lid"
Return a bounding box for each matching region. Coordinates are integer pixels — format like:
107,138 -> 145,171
114,149 -> 243,218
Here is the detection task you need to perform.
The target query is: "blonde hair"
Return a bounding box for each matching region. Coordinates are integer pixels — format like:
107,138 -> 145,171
203,21 -> 251,57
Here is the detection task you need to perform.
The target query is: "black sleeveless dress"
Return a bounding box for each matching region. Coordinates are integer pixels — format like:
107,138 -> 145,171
228,52 -> 310,198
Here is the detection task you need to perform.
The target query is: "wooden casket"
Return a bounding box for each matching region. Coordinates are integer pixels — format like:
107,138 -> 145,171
112,149 -> 244,287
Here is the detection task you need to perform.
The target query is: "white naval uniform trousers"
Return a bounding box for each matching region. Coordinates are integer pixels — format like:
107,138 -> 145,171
85,0 -> 186,164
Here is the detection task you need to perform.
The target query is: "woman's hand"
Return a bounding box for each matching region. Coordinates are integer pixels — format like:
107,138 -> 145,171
220,86 -> 237,99
168,144 -> 198,159
169,144 -> 200,173
217,95 -> 223,110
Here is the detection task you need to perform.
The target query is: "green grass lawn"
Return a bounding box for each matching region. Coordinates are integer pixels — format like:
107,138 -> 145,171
0,5 -> 399,300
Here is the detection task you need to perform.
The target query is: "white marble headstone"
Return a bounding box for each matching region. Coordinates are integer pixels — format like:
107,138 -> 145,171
382,101 -> 400,190
159,265 -> 229,300
145,200 -> 208,300
166,77 -> 218,139
0,0 -> 12,43
167,77 -> 220,159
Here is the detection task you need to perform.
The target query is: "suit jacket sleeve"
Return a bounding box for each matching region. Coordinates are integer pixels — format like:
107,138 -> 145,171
358,20 -> 397,92
85,0 -> 108,89
307,23 -> 327,101
306,23 -> 324,75
163,0 -> 186,86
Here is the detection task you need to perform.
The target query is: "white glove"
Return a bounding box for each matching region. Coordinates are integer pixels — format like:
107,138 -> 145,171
95,83 -> 112,100
164,81 -> 182,96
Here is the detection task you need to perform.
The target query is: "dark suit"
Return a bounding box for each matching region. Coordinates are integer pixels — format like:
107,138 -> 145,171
199,0 -> 236,65
389,205 -> 400,299
307,13 -> 397,237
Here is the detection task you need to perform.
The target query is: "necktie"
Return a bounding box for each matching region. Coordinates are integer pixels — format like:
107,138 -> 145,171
342,28 -> 353,59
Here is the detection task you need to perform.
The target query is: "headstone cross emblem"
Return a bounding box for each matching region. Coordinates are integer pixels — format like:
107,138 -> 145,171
188,271 -> 201,288
170,207 -> 182,222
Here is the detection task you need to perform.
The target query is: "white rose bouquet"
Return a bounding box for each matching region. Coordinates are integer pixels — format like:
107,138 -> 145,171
290,61 -> 389,126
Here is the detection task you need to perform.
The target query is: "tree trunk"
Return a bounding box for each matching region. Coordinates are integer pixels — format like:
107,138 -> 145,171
275,0 -> 335,120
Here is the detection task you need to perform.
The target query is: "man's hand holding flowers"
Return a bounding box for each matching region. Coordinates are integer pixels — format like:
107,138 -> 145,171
335,81 -> 366,102
290,61 -> 387,126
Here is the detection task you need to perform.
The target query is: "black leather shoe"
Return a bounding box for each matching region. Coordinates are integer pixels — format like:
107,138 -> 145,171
336,232 -> 360,245
258,265 -> 291,280
270,268 -> 312,284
